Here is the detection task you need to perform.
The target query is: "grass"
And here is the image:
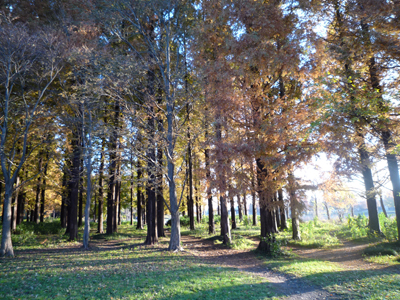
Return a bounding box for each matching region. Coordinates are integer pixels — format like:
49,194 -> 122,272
280,218 -> 342,248
2,217 -> 400,299
1,223 -> 280,300
264,257 -> 400,299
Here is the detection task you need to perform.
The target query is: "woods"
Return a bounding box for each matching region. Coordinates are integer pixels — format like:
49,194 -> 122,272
1,0 -> 400,261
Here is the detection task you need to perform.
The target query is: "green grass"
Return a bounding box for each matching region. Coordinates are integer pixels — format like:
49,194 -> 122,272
3,218 -> 400,299
362,241 -> 400,266
1,224 -> 280,300
264,257 -> 400,299
280,219 -> 342,248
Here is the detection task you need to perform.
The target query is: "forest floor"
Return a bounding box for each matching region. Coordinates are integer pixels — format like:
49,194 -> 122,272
178,227 -> 400,299
180,234 -> 337,299
1,222 -> 400,299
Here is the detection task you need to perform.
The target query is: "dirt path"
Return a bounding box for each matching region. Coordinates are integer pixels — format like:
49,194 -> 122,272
181,235 -> 339,300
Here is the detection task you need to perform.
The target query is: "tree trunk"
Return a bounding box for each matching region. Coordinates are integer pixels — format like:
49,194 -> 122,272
34,156 -> 43,223
1,185 -> 14,257
230,194 -> 236,230
256,158 -> 278,252
11,176 -> 20,231
157,147 -> 165,237
379,192 -> 388,218
187,110 -> 195,231
144,108 -> 158,245
251,165 -> 257,226
381,131 -> 400,238
205,142 -> 214,234
324,202 -> 330,220
78,162 -> 83,228
40,153 -> 48,223
117,182 -> 121,226
136,159 -> 143,230
17,192 -> 25,225
238,194 -> 243,222
67,129 -> 80,241
357,135 -> 381,233
278,188 -> 287,230
106,102 -> 119,235
130,172 -> 134,226
220,195 -> 231,244
97,139 -> 105,233
61,166 -> 68,228
93,190 -> 97,222
243,192 -> 247,217
288,173 -> 301,240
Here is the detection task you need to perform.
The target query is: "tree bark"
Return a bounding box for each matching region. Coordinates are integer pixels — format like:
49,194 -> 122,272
257,159 -> 278,252
97,138 -> 105,233
157,146 -> 165,237
67,129 -> 80,241
136,159 -> 143,230
40,153 -> 48,223
106,101 -> 120,235
205,135 -> 214,234
357,134 -> 381,233
251,166 -> 257,226
243,192 -> 247,217
61,168 -> 67,228
1,185 -> 14,256
230,194 -> 236,230
278,188 -> 287,230
238,194 -> 243,222
288,173 -> 301,240
11,176 -> 20,231
324,202 -> 330,220
78,161 -> 83,227
34,156 -> 43,223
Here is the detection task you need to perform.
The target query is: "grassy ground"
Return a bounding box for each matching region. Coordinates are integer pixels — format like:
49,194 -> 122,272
1,222 -> 278,300
1,216 -> 399,299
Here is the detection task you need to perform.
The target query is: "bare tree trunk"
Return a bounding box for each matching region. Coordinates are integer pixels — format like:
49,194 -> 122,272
238,194 -> 243,222
1,185 -> 14,256
106,101 -> 120,235
11,176 -> 20,231
136,159 -> 143,230
34,156 -> 43,223
220,195 -> 231,244
205,135 -> 214,234
257,159 -> 278,252
243,192 -> 247,217
157,147 -> 165,237
357,134 -> 381,233
40,153 -> 48,223
278,188 -> 287,230
324,202 -> 330,220
230,194 -> 236,230
78,163 -> 83,227
251,164 -> 257,226
67,129 -> 80,241
288,173 -> 301,240
61,163 -> 68,228
379,192 -> 388,218
130,171 -> 134,226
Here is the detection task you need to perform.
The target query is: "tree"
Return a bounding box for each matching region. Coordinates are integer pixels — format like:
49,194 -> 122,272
0,20 -> 63,256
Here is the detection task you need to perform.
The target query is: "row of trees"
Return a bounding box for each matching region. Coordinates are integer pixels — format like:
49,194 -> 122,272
1,0 -> 399,257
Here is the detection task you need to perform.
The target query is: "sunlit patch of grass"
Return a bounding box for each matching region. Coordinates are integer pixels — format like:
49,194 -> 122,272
280,219 -> 342,248
364,255 -> 400,266
362,241 -> 400,266
264,256 -> 400,299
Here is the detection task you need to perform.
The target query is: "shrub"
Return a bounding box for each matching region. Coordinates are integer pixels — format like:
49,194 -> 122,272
165,215 -> 190,227
15,220 -> 63,235
363,245 -> 399,257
